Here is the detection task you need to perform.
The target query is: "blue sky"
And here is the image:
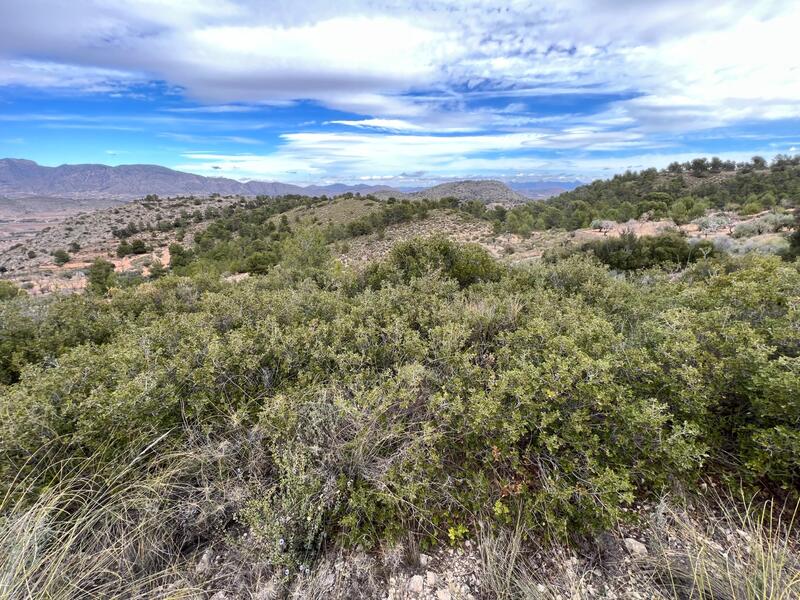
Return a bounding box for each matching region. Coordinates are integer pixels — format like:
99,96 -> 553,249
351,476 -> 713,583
1,0 -> 799,186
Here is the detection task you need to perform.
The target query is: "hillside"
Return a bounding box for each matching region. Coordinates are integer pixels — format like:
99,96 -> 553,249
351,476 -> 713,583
375,179 -> 533,206
489,155 -> 800,234
0,159 -> 547,209
410,179 -> 532,205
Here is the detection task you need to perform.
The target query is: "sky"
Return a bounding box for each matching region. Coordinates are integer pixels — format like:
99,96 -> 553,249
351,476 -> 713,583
0,0 -> 799,186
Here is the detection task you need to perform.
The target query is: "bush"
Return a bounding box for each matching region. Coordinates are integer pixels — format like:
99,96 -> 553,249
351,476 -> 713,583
0,281 -> 22,300
52,249 -> 71,266
362,236 -> 503,288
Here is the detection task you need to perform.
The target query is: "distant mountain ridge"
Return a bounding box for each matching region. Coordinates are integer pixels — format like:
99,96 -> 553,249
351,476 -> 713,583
0,159 -> 575,209
0,159 -> 399,200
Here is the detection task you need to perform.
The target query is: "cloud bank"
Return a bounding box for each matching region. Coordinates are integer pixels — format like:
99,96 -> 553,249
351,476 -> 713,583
0,0 -> 798,182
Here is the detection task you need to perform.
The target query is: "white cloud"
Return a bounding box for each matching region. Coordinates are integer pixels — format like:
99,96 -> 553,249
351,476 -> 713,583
328,119 -> 424,131
2,0 -> 798,131
174,127 -> 664,182
2,0 -> 800,182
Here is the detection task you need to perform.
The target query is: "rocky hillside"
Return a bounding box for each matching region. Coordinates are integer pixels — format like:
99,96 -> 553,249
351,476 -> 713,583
410,180 -> 531,205
374,179 -> 532,206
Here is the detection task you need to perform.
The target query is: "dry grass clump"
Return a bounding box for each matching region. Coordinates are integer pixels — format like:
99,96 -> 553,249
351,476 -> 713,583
0,427 -> 269,599
477,491 -> 800,600
643,491 -> 800,600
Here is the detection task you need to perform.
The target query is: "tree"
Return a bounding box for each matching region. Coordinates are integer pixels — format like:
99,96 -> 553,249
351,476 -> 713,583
690,158 -> 710,176
751,156 -> 767,170
168,243 -> 192,269
86,258 -> 116,294
129,239 -> 148,254
784,212 -> 800,260
279,228 -> 331,279
590,219 -> 615,236
117,241 -> 132,257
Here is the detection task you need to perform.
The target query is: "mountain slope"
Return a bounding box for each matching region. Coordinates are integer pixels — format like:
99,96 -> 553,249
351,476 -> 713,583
409,179 -> 531,205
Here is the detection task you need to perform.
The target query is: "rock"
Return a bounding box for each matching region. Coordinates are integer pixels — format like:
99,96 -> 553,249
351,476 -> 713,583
436,588 -> 452,600
624,538 -> 648,557
210,592 -> 228,600
419,553 -> 431,567
195,549 -> 213,575
426,571 -> 438,586
408,574 -> 424,594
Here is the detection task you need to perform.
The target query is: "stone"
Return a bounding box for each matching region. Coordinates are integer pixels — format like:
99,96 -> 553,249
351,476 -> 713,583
195,549 -> 213,575
426,571 -> 438,586
408,574 -> 424,594
436,588 -> 452,600
624,538 -> 648,557
419,553 -> 431,567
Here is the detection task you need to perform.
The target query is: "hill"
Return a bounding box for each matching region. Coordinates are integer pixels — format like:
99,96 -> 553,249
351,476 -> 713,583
490,155 -> 800,234
404,179 -> 532,205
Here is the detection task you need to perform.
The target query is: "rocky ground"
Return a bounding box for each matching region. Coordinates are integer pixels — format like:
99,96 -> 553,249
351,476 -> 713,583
167,486 -> 795,600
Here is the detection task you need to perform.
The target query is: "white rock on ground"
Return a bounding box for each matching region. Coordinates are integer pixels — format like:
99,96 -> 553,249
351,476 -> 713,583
407,574 -> 424,594
623,538 -> 648,557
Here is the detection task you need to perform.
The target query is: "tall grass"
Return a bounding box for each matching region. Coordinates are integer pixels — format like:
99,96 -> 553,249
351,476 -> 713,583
0,432 -> 225,599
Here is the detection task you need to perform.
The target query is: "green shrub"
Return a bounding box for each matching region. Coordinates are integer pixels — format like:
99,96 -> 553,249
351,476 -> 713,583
0,281 -> 22,300
577,231 -> 716,271
0,239 -> 798,564
52,249 -> 70,266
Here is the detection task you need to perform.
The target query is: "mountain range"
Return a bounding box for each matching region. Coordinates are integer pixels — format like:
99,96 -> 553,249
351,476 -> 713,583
0,158 -> 578,204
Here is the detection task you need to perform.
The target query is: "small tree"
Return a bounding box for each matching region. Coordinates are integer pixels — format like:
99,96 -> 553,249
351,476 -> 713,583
129,239 -> 148,254
87,258 -> 116,294
690,158 -> 709,177
148,260 -> 166,279
590,219 -> 615,236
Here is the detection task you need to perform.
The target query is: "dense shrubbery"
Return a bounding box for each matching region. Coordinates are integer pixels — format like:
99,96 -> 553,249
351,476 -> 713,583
552,231 -> 717,271
2,236 -> 798,580
478,155 -> 800,234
